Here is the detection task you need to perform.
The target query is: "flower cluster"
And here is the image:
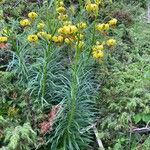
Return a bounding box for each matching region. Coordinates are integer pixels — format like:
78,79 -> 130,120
20,12 -> 38,27
56,1 -> 68,21
96,18 -> 118,34
85,3 -> 99,16
92,39 -> 116,60
24,1 -> 117,59
57,23 -> 86,48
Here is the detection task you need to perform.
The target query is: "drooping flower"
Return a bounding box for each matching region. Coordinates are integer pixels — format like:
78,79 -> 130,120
106,39 -> 116,47
109,18 -> 118,27
52,35 -> 64,43
20,19 -> 31,27
0,36 -> 8,43
92,50 -> 104,59
37,32 -> 47,39
58,25 -> 78,35
96,23 -> 110,32
92,44 -> 104,51
65,38 -> 74,44
86,3 -> 99,13
28,12 -> 38,20
27,34 -> 38,43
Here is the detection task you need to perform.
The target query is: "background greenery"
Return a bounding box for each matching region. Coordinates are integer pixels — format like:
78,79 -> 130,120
0,0 -> 150,150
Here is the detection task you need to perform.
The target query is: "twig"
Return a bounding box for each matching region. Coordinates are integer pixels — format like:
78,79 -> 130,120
131,127 -> 150,133
93,126 -> 105,150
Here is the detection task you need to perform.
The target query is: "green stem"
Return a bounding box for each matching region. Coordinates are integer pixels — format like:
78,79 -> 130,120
66,43 -> 80,141
87,21 -> 96,61
41,43 -> 51,106
41,60 -> 48,99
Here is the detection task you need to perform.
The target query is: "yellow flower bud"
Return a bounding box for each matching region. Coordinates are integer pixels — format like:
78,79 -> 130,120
58,27 -> 64,34
65,38 -> 73,44
37,23 -> 45,30
76,41 -> 85,49
37,32 -> 47,38
63,21 -> 72,25
75,34 -> 84,40
58,14 -> 68,21
46,34 -> 52,40
77,22 -> 87,30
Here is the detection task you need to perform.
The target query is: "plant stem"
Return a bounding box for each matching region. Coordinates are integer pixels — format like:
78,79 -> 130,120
66,43 -> 80,141
41,43 -> 51,106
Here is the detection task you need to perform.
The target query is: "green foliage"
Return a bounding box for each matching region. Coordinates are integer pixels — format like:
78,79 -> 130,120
97,7 -> 150,150
0,122 -> 36,150
1,0 -> 150,150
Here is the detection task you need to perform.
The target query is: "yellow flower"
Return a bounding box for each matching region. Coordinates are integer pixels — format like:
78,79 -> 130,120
95,0 -> 102,5
63,21 -> 72,25
106,39 -> 116,47
52,35 -> 64,43
37,23 -> 45,30
109,18 -> 117,27
93,44 -> 104,51
86,3 -> 98,13
77,22 -> 87,30
56,6 -> 66,13
37,32 -> 47,38
20,19 -> 31,27
96,41 -> 105,45
62,25 -> 78,35
58,27 -> 64,34
46,34 -> 52,40
96,23 -> 109,32
77,41 -> 85,49
0,36 -> 8,43
58,14 -> 68,21
92,50 -> 104,59
104,24 -> 109,30
58,1 -> 64,7
65,38 -> 74,44
28,12 -> 38,20
27,34 -> 38,43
